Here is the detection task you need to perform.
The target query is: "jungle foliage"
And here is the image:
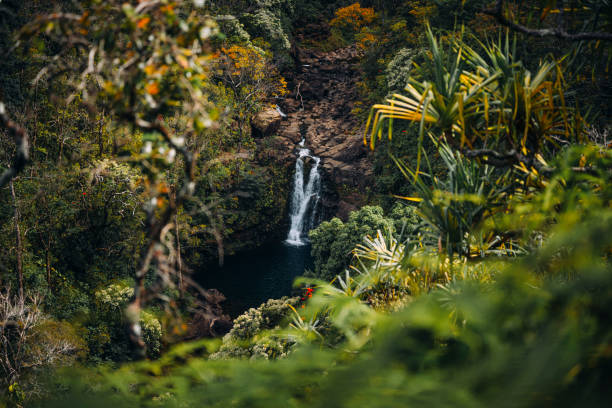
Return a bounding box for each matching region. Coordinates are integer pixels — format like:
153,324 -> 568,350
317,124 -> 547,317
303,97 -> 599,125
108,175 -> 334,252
309,204 -> 419,282
0,0 -> 298,402
30,149 -> 612,407
0,0 -> 611,407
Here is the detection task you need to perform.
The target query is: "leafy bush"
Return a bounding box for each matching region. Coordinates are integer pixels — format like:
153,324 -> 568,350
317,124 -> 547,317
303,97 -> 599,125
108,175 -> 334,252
239,0 -> 297,66
330,3 -> 376,43
210,297 -> 300,360
90,281 -> 162,360
217,16 -> 251,45
95,283 -> 134,312
308,205 -> 419,282
385,47 -> 419,92
140,311 -> 163,358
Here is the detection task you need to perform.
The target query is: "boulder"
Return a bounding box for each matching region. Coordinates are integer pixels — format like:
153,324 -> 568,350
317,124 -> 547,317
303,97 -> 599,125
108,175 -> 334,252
252,108 -> 282,137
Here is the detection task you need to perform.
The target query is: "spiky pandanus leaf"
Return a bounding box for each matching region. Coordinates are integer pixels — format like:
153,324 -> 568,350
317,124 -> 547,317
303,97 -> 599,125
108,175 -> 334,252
365,29 -> 582,176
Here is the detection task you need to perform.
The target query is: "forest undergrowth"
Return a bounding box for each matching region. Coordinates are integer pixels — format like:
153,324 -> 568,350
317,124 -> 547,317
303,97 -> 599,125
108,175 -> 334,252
1,1 -> 611,407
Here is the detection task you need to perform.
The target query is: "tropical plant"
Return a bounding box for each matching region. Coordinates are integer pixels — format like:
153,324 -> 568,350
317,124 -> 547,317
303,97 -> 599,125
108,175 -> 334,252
308,205 -> 419,282
348,226 -> 500,303
365,27 -> 581,173
485,143 -> 612,278
393,138 -> 513,257
460,34 -> 582,166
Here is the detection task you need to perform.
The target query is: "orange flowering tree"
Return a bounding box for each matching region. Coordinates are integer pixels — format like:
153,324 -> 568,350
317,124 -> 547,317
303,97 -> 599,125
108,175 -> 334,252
356,31 -> 378,50
330,3 -> 376,30
214,44 -> 288,140
406,0 -> 438,24
330,3 -> 376,42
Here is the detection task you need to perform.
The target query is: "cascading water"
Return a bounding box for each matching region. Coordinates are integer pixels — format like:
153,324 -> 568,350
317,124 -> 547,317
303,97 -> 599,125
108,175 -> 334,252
201,137 -> 319,316
285,139 -> 322,246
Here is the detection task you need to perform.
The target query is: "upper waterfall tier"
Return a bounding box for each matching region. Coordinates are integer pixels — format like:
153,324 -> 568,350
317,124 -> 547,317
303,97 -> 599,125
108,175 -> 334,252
285,140 -> 321,246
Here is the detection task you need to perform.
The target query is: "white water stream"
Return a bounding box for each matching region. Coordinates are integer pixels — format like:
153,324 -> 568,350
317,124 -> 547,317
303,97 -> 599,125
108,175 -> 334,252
285,139 -> 321,246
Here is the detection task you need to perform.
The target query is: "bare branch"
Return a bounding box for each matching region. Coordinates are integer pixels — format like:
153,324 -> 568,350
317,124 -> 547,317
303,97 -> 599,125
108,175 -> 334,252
0,103 -> 30,188
463,148 -> 599,175
484,0 -> 612,41
463,148 -> 528,167
125,116 -> 199,357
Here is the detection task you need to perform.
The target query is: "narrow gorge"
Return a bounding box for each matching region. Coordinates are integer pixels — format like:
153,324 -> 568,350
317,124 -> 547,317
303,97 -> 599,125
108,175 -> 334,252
201,44 -> 373,316
277,45 -> 374,220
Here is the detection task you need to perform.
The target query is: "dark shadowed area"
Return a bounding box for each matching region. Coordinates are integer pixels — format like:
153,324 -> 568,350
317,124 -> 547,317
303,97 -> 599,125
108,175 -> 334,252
199,242 -> 313,317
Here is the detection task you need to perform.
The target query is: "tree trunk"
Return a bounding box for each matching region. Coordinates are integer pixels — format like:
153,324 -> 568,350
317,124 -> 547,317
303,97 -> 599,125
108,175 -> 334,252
58,137 -> 65,164
46,244 -> 51,289
9,180 -> 24,301
175,213 -> 183,294
58,109 -> 67,164
97,111 -> 105,157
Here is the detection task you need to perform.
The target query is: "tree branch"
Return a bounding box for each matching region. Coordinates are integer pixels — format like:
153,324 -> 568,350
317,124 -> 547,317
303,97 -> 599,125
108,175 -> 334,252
125,116 -> 198,357
0,103 -> 30,188
484,0 -> 612,41
463,148 -> 527,167
463,148 -> 599,175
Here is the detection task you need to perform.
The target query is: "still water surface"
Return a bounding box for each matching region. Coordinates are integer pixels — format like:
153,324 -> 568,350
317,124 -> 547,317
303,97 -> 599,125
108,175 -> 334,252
199,242 -> 313,318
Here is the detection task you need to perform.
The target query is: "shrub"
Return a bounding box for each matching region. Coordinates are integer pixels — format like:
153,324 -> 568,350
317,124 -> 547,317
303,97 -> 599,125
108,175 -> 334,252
241,2 -> 294,67
217,16 -> 251,45
394,140 -> 511,258
95,282 -> 134,312
309,205 -> 419,283
210,297 -> 300,360
140,311 -> 162,358
330,3 -> 376,33
0,293 -> 85,404
91,282 -> 162,360
385,48 -> 419,92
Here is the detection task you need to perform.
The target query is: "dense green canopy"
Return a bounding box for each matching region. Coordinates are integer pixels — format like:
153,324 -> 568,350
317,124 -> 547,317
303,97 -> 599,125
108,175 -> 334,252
0,1 -> 610,407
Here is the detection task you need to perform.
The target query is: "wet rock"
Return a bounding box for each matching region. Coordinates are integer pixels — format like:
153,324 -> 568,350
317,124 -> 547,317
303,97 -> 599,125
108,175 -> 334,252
303,156 -> 316,167
276,44 -> 373,218
185,288 -> 233,339
283,98 -> 301,111
278,121 -> 302,144
318,137 -> 366,162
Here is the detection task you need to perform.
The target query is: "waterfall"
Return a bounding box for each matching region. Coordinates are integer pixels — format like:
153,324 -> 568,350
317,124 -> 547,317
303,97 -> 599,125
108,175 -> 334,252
285,140 -> 322,246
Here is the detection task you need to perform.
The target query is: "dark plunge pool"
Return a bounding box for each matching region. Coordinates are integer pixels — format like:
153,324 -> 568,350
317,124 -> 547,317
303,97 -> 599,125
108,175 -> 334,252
198,242 -> 314,318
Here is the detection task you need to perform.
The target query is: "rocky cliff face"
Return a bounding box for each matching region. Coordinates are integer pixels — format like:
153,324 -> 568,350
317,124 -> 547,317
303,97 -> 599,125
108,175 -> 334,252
270,45 -> 373,220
